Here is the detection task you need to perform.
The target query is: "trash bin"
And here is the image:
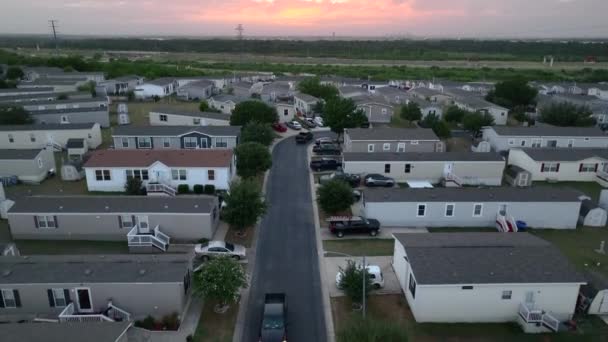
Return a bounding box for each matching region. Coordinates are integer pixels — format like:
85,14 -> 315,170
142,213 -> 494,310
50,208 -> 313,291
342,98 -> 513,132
516,220 -> 527,231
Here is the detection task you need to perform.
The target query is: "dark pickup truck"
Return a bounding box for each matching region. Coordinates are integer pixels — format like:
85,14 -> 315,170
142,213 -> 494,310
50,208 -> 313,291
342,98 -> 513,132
309,158 -> 342,172
328,216 -> 381,238
312,144 -> 341,155
260,293 -> 287,342
295,131 -> 313,144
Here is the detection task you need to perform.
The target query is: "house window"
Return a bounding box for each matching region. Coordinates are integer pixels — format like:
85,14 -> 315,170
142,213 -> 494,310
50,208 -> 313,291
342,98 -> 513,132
397,143 -> 406,152
37,158 -> 43,169
120,215 -> 133,228
445,204 -> 455,217
408,274 -> 416,299
61,115 -> 69,123
502,290 -> 512,300
184,137 -> 198,149
284,109 -> 289,116
383,143 -> 390,151
0,289 -> 20,308
473,204 -> 483,217
161,137 -> 171,148
36,215 -> 57,229
541,163 -> 560,173
411,140 -> 419,145
8,134 -> 14,143
568,139 -> 574,148
520,140 -> 526,147
172,169 -> 187,181
367,144 -> 374,152
121,138 -> 129,148
508,139 -> 515,146
137,137 -> 152,149
404,164 -> 411,173
95,169 -> 111,181
193,118 -> 201,125
531,139 -> 541,148
579,163 -> 598,173
462,286 -> 474,290
208,170 -> 215,181
416,204 -> 426,217
215,138 -> 228,148
159,114 -> 168,122
30,133 -> 36,142
584,137 -> 590,142
384,164 -> 391,173
50,288 -> 67,307
126,169 -> 149,181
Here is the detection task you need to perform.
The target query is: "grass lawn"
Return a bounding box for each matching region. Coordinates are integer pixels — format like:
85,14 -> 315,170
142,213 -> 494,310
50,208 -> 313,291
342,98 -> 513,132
332,294 -> 607,342
192,300 -> 239,342
323,239 -> 394,256
16,240 -> 129,255
533,181 -> 605,202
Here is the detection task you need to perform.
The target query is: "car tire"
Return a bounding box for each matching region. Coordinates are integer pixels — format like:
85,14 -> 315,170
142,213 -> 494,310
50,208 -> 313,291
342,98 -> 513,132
370,230 -> 378,237
232,255 -> 240,261
337,231 -> 344,238
201,255 -> 210,262
386,182 -> 394,187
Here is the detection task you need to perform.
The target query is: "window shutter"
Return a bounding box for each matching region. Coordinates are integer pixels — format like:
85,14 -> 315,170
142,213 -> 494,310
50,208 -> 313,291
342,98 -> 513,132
556,163 -> 560,172
54,216 -> 58,228
540,163 -> 545,172
64,289 -> 71,304
118,215 -> 123,228
47,289 -> 55,307
579,164 -> 583,172
595,164 -> 599,172
34,216 -> 39,229
0,291 -> 4,308
13,290 -> 21,308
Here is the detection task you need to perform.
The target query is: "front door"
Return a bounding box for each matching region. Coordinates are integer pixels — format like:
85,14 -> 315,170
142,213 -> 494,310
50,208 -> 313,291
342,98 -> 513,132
137,215 -> 150,234
518,172 -> 529,187
443,163 -> 454,177
499,204 -> 508,216
76,288 -> 93,312
525,291 -> 535,305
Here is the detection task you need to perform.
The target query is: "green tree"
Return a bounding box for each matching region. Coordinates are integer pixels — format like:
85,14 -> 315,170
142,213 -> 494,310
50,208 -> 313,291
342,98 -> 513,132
297,77 -> 338,101
540,102 -> 595,127
462,111 -> 495,135
0,107 -> 34,125
77,81 -> 97,97
486,78 -> 538,108
235,142 -> 272,178
318,180 -> 355,215
57,94 -> 69,100
419,113 -> 440,128
240,121 -> 275,147
444,105 -> 467,123
193,257 -> 247,310
337,260 -> 373,304
432,120 -> 452,139
222,179 -> 267,232
5,66 -> 24,80
400,102 -> 422,122
199,100 -> 209,112
324,97 -> 368,139
337,317 -> 409,342
230,100 -> 278,126
124,178 -> 145,195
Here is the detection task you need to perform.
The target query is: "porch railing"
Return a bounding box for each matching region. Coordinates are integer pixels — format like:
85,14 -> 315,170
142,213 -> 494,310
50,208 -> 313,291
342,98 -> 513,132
107,301 -> 132,322
58,302 -> 132,323
146,182 -> 176,197
597,170 -> 608,182
519,303 -> 560,332
127,225 -> 171,251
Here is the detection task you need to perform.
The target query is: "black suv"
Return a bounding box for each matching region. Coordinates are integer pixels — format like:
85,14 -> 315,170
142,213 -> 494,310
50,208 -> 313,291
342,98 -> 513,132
309,158 -> 342,172
295,131 -> 313,144
328,216 -> 381,238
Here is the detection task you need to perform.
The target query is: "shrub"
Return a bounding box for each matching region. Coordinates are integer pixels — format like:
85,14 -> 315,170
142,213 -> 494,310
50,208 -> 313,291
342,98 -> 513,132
161,312 -> 180,331
124,177 -> 144,195
177,184 -> 190,194
318,180 -> 355,215
203,184 -> 216,194
136,315 -> 156,330
337,260 -> 373,304
193,184 -> 204,194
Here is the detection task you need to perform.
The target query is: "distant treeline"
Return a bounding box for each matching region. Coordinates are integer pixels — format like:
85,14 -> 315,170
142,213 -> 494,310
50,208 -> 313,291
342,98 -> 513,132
0,37 -> 607,62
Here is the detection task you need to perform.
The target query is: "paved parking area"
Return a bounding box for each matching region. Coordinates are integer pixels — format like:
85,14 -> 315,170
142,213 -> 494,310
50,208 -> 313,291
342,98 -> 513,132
320,226 -> 427,240
324,256 -> 402,297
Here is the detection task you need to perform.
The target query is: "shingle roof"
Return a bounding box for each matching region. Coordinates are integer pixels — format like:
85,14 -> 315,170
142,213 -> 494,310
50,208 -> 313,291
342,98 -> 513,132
516,148 -> 608,161
19,78 -> 87,86
147,78 -> 176,86
407,96 -> 439,108
455,95 -> 506,110
112,125 -> 240,137
0,254 -> 191,284
393,232 -> 586,285
0,149 -> 43,160
344,152 -> 504,162
8,195 -> 217,214
150,108 -> 231,121
2,322 -> 131,342
351,94 -> 392,106
0,123 -> 97,131
0,87 -> 55,94
0,92 -> 89,102
346,127 -> 439,141
180,80 -> 214,88
490,125 -> 606,137
364,186 -> 583,203
66,138 -> 85,149
408,87 -> 445,97
20,97 -> 107,106
83,149 -> 233,168
28,107 -> 108,115
211,94 -> 247,103
294,92 -> 319,103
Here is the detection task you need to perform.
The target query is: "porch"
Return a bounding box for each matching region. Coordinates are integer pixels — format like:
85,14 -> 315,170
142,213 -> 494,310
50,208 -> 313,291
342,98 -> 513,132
518,302 -> 562,333
146,182 -> 176,197
127,225 -> 171,252
58,301 -> 131,323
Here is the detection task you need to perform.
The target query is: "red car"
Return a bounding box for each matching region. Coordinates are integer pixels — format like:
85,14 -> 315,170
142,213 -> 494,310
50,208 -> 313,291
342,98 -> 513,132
272,122 -> 287,133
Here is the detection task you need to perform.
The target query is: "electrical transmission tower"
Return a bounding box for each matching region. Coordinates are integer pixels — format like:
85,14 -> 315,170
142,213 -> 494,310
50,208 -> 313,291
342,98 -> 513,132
49,19 -> 59,52
236,24 -> 244,40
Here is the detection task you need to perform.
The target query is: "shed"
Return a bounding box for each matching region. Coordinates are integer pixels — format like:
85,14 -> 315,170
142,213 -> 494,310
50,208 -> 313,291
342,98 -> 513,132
581,271 -> 608,315
579,199 -> 607,227
61,160 -> 85,181
504,165 -> 532,187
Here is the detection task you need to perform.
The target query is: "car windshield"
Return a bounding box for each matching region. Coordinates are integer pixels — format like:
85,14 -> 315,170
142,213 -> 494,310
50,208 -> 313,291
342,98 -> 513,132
263,315 -> 285,330
225,242 -> 235,251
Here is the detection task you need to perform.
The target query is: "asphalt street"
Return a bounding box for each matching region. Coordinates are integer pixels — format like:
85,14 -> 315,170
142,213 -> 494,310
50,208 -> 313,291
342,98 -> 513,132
241,135 -> 327,342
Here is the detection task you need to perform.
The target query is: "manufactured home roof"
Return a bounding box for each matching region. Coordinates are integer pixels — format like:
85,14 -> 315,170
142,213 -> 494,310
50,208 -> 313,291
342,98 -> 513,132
27,107 -> 108,115
345,127 -> 439,141
84,149 -> 233,168
344,152 -> 504,162
0,123 -> 97,131
8,195 -> 217,214
112,125 -> 240,137
0,149 -> 42,160
489,125 -> 606,137
20,97 -> 107,107
146,78 -> 176,86
19,78 -> 87,86
0,87 -> 55,94
364,187 -> 583,203
408,87 -> 446,97
2,322 -> 131,342
211,94 -> 247,103
150,108 -> 231,121
393,232 -> 586,285
455,95 -> 506,110
294,92 -> 319,103
0,254 -> 191,284
516,148 -> 608,162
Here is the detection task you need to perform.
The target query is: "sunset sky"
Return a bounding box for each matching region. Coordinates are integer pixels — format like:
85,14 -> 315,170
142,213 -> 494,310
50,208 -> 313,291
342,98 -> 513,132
1,0 -> 607,37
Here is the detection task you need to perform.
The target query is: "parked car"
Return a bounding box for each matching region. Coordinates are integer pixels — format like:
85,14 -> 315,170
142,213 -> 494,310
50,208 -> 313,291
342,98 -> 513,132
315,137 -> 337,146
302,118 -> 317,129
272,122 -> 287,133
328,216 -> 381,238
309,158 -> 342,172
314,116 -> 324,127
319,171 -> 361,187
312,144 -> 341,155
336,265 -> 384,289
295,131 -> 314,144
286,121 -> 302,130
364,174 -> 395,187
260,293 -> 287,342
194,241 -> 246,261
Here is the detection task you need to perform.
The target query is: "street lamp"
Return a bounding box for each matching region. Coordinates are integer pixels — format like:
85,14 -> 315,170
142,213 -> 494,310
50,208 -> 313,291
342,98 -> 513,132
324,250 -> 367,319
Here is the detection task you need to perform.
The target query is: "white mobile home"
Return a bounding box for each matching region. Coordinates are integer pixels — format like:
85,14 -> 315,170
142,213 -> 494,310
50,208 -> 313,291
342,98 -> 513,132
0,149 -> 55,183
482,125 -> 608,152
149,108 -> 230,126
134,78 -> 177,99
0,123 -> 102,150
344,128 -> 443,153
28,107 -> 111,128
392,232 -> 585,330
209,94 -> 247,114
294,92 -> 319,115
454,96 -> 508,125
362,187 -> 583,229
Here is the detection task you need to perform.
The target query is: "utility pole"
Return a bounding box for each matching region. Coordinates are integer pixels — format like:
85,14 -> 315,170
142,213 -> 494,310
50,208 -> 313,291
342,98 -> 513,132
235,24 -> 244,65
49,19 -> 59,52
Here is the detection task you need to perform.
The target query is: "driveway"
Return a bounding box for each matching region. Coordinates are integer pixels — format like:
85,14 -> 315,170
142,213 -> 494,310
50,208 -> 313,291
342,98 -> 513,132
240,135 -> 327,342
324,256 -> 402,297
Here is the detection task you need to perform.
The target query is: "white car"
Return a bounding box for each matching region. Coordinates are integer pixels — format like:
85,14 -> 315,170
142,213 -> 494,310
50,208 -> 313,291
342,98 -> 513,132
287,121 -> 302,130
195,240 -> 246,260
314,116 -> 324,127
336,265 -> 385,289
